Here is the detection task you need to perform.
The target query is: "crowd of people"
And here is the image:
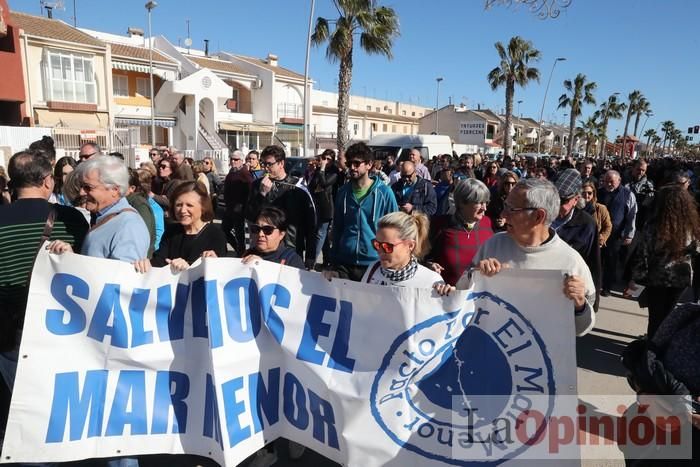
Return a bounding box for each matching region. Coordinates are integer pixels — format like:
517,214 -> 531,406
0,136 -> 698,465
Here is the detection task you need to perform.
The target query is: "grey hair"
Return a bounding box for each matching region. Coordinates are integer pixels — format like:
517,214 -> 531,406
77,155 -> 129,196
231,150 -> 244,159
605,170 -> 621,180
79,141 -> 102,154
453,178 -> 490,205
516,178 -> 560,226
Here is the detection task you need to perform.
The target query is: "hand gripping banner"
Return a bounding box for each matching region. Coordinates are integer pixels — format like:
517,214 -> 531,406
1,248 -> 579,466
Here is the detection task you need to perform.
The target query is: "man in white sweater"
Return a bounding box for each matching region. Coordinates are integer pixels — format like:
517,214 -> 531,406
442,178 -> 595,336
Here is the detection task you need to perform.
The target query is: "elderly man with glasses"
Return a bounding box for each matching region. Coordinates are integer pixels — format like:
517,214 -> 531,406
438,178 -> 596,337
390,160 -> 437,216
78,142 -> 102,161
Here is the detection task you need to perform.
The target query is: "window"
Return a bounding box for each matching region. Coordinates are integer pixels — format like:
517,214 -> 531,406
392,125 -> 397,132
402,110 -> 406,116
136,77 -> 150,98
387,109 -> 392,114
113,75 -> 128,97
382,123 -> 388,132
412,111 -> 416,116
486,124 -> 495,140
46,50 -> 96,103
371,123 -> 377,131
375,107 -> 380,113
366,105 -> 371,111
353,123 -> 359,135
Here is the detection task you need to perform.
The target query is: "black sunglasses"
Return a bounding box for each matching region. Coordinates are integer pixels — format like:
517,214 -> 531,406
348,160 -> 365,168
250,224 -> 277,235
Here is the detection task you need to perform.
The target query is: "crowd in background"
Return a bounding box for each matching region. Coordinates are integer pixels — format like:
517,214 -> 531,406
0,135 -> 698,466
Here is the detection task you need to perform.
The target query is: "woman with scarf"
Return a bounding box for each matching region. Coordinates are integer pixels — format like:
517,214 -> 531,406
486,170 -> 519,232
361,211 -> 443,286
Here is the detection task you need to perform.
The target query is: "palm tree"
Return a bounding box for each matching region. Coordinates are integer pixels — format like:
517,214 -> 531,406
643,128 -> 656,156
597,94 -> 626,159
620,90 -> 642,158
486,36 -> 541,157
661,120 -> 675,154
651,134 -> 661,155
670,128 -> 683,155
312,0 -> 400,155
558,73 -> 597,156
633,97 -> 651,137
578,113 -> 602,157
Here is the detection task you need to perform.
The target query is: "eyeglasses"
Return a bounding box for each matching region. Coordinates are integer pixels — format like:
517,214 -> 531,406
582,191 -> 594,196
503,202 -> 538,213
230,158 -> 242,162
260,160 -> 279,168
159,164 -> 170,169
503,181 -> 516,186
79,152 -> 96,160
149,153 -> 159,157
204,161 -> 212,165
372,239 -> 408,254
401,173 -> 415,180
560,196 -> 575,205
250,224 -> 277,235
80,183 -> 104,193
348,160 -> 365,168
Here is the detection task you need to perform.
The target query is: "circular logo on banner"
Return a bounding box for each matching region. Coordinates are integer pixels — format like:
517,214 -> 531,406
370,292 -> 556,465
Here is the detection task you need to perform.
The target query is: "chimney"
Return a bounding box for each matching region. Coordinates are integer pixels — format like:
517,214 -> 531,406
127,27 -> 144,37
266,53 -> 278,67
477,104 -> 481,110
204,39 -> 210,57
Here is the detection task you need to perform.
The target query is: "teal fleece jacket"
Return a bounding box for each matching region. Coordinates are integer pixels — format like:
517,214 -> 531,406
331,177 -> 398,266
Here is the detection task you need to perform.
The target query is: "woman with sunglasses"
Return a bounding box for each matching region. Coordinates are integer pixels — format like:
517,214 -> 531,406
242,206 -> 305,269
133,181 -> 227,273
486,170 -> 519,232
361,211 -> 443,286
153,158 -> 183,211
581,181 -> 612,247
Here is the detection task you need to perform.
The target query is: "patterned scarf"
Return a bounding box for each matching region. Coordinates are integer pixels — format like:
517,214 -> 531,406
380,256 -> 419,282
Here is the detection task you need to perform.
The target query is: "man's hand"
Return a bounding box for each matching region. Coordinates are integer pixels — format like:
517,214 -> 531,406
563,274 -> 586,309
400,203 -> 414,214
241,254 -> 262,265
433,283 -> 455,296
133,259 -> 151,273
319,158 -> 328,170
260,176 -> 273,195
477,258 -> 505,277
429,262 -> 444,274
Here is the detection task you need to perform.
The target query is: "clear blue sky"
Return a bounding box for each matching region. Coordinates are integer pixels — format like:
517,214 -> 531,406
9,0 -> 700,138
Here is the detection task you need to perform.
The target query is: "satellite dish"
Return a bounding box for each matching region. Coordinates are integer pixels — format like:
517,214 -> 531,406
184,37 -> 192,47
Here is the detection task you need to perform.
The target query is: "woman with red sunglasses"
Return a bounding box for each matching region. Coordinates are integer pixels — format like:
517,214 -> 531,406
361,211 -> 444,287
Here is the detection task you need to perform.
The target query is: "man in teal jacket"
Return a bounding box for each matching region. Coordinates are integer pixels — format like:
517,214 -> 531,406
330,143 -> 398,281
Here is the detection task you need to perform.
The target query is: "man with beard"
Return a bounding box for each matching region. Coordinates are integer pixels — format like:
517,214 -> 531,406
245,145 -> 317,268
326,142 -> 398,281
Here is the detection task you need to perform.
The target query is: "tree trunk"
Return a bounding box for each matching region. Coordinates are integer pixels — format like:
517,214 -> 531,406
567,109 -> 576,156
598,116 -> 609,159
645,134 -> 652,156
503,80 -> 514,157
585,138 -> 591,157
633,111 -> 642,137
621,108 -> 632,159
336,47 -> 353,158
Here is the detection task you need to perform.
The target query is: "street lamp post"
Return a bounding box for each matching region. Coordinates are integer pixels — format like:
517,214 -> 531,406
537,57 -> 566,154
435,77 -> 443,134
146,1 -> 157,148
517,100 -> 523,118
302,0 -> 315,158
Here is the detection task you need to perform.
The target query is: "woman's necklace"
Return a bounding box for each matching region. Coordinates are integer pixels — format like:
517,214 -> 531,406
463,220 -> 476,239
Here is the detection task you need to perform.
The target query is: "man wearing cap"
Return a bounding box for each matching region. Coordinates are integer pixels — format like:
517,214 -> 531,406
553,168 -> 602,310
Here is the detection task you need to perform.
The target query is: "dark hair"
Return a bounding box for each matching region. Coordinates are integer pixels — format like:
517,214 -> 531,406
53,156 -> 78,195
168,181 -> 214,222
28,136 -> 56,161
247,150 -> 259,157
321,149 -> 336,161
8,150 -> 52,189
652,185 -> 700,261
256,206 -> 288,232
127,168 -> 150,196
135,169 -> 153,194
260,145 -> 286,162
159,158 -> 179,180
109,151 -> 124,160
344,142 -> 373,162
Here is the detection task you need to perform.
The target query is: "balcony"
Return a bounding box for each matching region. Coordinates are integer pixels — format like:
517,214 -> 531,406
277,102 -> 303,124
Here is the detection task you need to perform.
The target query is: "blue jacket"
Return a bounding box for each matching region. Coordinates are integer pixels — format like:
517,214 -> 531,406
332,177 -> 398,266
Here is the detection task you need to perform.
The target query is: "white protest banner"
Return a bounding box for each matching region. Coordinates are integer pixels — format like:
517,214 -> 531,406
2,248 -> 579,466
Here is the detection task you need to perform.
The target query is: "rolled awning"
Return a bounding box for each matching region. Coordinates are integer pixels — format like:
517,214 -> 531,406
115,117 -> 176,128
35,109 -> 108,129
113,61 -> 150,73
219,122 -> 274,133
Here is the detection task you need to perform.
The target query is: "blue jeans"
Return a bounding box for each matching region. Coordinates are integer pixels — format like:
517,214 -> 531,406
314,221 -> 330,264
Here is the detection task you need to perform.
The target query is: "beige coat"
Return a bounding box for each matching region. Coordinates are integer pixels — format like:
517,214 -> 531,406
594,202 -> 613,246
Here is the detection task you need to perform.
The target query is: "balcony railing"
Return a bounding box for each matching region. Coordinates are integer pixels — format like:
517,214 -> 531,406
277,103 -> 304,120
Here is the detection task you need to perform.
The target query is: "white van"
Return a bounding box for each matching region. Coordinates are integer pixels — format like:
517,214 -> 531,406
367,134 -> 454,162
